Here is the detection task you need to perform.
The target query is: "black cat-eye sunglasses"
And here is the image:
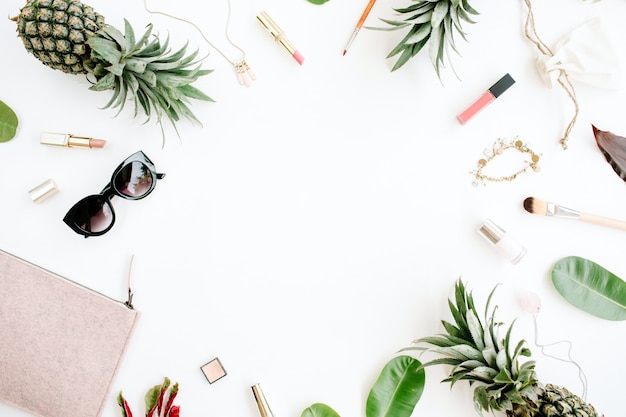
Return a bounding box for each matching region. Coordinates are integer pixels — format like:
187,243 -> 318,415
63,151 -> 165,237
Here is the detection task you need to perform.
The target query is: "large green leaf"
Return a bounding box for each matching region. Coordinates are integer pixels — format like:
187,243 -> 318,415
301,403 -> 341,417
551,255 -> 626,320
366,356 -> 425,417
0,100 -> 18,142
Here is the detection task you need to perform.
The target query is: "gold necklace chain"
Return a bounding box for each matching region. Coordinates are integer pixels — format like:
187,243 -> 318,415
143,0 -> 255,86
471,137 -> 541,186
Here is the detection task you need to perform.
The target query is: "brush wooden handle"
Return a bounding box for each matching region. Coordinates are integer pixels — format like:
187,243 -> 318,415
580,212 -> 626,231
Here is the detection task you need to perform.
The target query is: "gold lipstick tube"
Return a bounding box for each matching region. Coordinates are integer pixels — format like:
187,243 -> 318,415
40,132 -> 106,149
256,11 -> 304,65
251,383 -> 274,417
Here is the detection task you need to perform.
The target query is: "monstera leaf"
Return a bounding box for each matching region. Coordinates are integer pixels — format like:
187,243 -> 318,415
551,255 -> 626,320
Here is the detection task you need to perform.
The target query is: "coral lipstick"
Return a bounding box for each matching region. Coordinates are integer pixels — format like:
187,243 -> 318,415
257,11 -> 304,65
457,73 -> 515,124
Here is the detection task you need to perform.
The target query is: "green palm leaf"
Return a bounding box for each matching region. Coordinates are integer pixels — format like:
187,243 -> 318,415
552,255 -> 626,320
385,0 -> 478,73
366,356 -> 425,417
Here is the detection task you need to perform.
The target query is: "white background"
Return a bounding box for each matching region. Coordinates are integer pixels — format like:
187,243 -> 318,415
2,0 -> 626,416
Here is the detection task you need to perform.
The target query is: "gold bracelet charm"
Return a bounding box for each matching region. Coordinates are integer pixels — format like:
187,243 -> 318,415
471,137 -> 541,187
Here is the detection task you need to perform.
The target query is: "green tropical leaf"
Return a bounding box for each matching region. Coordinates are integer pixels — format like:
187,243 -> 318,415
301,403 -> 341,417
430,1 -> 449,28
0,100 -> 18,142
405,24 -> 432,44
366,356 -> 425,417
551,255 -> 626,320
144,377 -> 170,415
473,386 -> 489,411
88,35 -> 123,64
493,369 -> 513,384
89,72 -> 116,91
466,309 -> 485,351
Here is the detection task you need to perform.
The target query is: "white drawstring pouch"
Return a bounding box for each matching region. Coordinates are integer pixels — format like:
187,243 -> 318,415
535,17 -> 624,90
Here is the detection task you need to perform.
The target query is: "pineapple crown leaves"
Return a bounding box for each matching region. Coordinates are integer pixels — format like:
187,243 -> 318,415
381,0 -> 479,75
403,279 -> 538,415
84,19 -> 213,145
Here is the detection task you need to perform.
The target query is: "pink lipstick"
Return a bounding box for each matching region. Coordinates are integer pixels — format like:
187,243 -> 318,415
457,73 -> 515,124
256,11 -> 304,65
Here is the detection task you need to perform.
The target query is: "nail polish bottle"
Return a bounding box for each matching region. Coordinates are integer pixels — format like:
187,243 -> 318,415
477,219 -> 526,264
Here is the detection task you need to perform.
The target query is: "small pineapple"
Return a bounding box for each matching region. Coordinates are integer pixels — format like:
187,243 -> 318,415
384,0 -> 479,74
410,279 -> 601,417
12,0 -> 213,140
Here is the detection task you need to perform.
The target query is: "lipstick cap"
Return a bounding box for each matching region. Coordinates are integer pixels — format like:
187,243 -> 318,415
29,178 -> 59,203
251,383 -> 274,417
477,219 -> 505,245
477,219 -> 526,264
489,73 -> 515,98
40,132 -> 70,146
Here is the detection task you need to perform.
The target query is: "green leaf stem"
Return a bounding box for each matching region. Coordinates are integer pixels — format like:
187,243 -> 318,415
365,356 -> 425,417
0,100 -> 18,142
551,255 -> 626,320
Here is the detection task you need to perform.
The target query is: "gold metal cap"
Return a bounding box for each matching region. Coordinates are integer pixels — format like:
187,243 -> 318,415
28,178 -> 59,203
251,383 -> 274,417
477,219 -> 504,245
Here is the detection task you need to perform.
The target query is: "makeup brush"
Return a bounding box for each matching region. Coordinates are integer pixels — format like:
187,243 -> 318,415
523,197 -> 626,231
342,0 -> 378,56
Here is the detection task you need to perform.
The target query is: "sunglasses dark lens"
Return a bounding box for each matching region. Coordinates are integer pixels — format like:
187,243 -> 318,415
114,161 -> 154,198
69,196 -> 114,234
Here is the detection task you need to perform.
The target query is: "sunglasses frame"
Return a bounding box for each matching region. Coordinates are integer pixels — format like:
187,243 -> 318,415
63,151 -> 165,237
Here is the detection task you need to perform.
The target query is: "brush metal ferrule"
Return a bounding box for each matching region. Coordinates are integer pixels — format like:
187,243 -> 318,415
547,202 -> 581,219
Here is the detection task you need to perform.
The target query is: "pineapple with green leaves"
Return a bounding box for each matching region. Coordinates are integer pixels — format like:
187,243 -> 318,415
410,279 -> 601,417
385,0 -> 479,74
12,0 -> 212,141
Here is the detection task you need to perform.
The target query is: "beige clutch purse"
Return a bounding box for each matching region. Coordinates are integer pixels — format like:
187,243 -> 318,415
0,249 -> 140,417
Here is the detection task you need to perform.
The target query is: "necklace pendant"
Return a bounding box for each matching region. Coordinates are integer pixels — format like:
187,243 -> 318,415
234,59 -> 256,87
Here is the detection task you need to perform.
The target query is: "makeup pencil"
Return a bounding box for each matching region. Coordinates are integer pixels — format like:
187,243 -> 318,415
343,0 -> 377,56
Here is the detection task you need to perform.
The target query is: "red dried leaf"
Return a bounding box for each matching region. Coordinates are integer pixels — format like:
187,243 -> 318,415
168,405 -> 180,417
117,392 -> 134,417
592,124 -> 626,182
164,382 -> 179,417
120,378 -> 180,417
157,381 -> 169,417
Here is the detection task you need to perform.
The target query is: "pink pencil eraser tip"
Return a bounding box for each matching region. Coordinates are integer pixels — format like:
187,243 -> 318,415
293,50 -> 304,65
